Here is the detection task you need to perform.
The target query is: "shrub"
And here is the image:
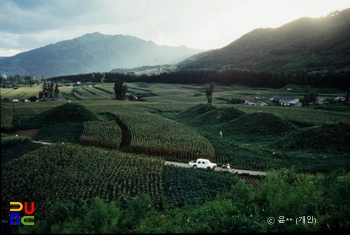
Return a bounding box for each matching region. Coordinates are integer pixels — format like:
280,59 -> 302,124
28,96 -> 38,102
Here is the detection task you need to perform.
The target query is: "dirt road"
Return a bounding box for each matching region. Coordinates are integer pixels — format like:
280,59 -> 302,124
32,140 -> 54,145
165,161 -> 267,176
13,129 -> 267,176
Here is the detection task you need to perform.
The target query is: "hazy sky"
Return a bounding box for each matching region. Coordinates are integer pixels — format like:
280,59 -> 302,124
0,0 -> 349,57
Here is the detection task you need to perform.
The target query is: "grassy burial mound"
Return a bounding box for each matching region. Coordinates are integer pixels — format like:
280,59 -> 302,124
14,103 -> 101,130
14,103 -> 101,143
198,106 -> 246,124
34,103 -> 100,124
178,103 -> 216,119
1,144 -> 165,222
274,122 -> 350,153
224,112 -> 297,138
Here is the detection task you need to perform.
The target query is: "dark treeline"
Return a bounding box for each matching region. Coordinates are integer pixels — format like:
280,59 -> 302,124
49,73 -> 131,84
49,69 -> 350,90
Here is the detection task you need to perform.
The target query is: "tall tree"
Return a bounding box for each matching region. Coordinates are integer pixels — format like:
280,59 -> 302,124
53,84 -> 60,97
114,79 -> 127,100
100,73 -> 105,84
40,81 -> 55,98
205,83 -> 214,103
303,86 -> 318,107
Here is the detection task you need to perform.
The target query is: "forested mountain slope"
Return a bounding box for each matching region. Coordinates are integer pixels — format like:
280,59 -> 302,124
177,8 -> 350,72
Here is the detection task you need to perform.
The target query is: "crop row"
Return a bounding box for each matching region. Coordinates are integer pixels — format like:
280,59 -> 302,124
163,165 -> 239,207
212,140 -> 281,171
107,110 -> 215,160
80,121 -> 122,149
0,86 -> 42,99
1,144 -> 165,221
93,85 -> 115,95
87,86 -> 114,99
71,86 -> 113,100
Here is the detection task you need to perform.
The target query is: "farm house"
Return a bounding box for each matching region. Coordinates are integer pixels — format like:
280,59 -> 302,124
242,96 -> 268,106
270,95 -> 299,106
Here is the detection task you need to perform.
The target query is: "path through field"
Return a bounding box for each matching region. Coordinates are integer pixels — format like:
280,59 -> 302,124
118,124 -> 131,150
164,161 -> 267,176
31,140 -> 54,145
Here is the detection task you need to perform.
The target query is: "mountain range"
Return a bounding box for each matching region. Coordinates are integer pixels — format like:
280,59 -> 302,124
1,8 -> 350,78
176,8 -> 350,72
0,32 -> 203,77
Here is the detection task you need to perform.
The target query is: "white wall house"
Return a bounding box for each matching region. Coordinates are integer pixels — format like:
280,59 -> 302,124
316,97 -> 330,105
270,96 -> 299,106
242,96 -> 268,106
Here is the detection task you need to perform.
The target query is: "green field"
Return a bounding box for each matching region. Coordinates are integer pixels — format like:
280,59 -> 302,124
1,82 -> 350,233
2,82 -> 349,171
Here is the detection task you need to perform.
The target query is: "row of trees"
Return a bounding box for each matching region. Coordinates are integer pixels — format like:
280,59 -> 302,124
38,81 -> 60,99
1,74 -> 43,88
48,69 -> 350,90
135,69 -> 350,89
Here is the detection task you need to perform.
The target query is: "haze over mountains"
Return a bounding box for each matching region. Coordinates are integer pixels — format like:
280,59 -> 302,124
0,32 -> 203,77
1,8 -> 349,78
177,8 -> 350,72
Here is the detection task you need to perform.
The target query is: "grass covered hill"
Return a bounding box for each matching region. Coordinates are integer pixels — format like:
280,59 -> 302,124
178,103 -> 246,124
30,103 -> 100,125
178,103 -> 216,118
224,112 -> 297,136
273,122 -> 350,153
197,106 -> 246,124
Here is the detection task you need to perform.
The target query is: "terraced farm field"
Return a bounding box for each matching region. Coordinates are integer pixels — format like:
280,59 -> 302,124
2,82 -> 350,233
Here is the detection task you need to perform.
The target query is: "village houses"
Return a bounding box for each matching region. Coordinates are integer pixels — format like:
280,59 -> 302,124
242,96 -> 268,106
